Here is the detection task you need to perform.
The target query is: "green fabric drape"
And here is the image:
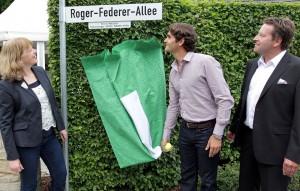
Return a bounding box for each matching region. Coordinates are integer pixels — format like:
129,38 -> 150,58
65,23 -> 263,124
81,37 -> 166,168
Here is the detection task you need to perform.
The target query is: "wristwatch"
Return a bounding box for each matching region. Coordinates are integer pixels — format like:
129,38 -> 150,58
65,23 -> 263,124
213,133 -> 223,140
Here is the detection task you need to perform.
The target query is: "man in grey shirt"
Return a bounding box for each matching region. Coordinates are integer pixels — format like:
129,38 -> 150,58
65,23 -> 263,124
161,23 -> 234,191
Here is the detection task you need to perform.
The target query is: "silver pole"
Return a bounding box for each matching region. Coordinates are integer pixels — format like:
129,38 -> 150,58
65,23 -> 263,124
36,41 -> 45,69
59,0 -> 69,190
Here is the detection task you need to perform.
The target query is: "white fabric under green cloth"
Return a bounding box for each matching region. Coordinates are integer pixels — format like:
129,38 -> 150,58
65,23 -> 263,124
81,37 -> 166,168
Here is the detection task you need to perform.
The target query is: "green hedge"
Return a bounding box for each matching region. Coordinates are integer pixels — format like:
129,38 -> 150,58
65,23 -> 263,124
47,0 -> 300,190
0,0 -> 13,13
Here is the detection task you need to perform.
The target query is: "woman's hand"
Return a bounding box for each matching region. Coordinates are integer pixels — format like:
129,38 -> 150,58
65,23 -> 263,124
8,159 -> 24,173
59,129 -> 68,142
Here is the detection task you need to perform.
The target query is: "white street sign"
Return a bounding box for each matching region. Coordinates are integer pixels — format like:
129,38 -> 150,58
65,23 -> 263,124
88,21 -> 131,29
65,3 -> 162,23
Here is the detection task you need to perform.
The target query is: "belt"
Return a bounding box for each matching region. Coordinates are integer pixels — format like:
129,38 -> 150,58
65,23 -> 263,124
183,119 -> 216,129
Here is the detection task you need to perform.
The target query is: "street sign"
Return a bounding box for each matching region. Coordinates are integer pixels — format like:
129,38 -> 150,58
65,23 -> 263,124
65,3 -> 162,23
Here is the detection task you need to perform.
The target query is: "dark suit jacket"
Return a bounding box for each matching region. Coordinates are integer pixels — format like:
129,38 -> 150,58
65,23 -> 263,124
0,66 -> 65,160
230,52 -> 300,165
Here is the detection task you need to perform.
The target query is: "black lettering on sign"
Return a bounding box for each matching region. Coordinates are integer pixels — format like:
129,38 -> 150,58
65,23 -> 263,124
136,6 -> 157,16
99,7 -> 130,17
70,9 -> 94,20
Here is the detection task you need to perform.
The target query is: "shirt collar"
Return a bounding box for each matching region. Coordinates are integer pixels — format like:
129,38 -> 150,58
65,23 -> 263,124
171,52 -> 194,69
183,51 -> 194,62
257,50 -> 287,67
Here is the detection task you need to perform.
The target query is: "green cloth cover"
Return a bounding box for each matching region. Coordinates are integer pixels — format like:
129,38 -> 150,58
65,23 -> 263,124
81,37 -> 166,168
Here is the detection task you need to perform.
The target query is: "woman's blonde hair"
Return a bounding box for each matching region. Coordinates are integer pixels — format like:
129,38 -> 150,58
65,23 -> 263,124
0,37 -> 33,81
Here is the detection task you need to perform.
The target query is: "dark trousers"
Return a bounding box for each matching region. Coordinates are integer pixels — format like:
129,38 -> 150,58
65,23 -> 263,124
239,127 -> 291,191
179,122 -> 219,191
17,129 -> 67,191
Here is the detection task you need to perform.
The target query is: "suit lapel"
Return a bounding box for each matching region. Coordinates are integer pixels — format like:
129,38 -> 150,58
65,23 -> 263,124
17,80 -> 39,100
17,67 -> 50,100
259,52 -> 291,99
32,67 -> 51,96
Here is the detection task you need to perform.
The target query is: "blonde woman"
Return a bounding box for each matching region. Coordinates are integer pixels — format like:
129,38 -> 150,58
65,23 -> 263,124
0,37 -> 67,191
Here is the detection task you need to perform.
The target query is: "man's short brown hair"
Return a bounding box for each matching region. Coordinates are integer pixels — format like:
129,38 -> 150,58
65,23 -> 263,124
264,17 -> 296,50
168,23 -> 197,52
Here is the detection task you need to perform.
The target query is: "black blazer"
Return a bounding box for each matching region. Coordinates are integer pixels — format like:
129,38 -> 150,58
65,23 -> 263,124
0,66 -> 65,160
230,52 -> 300,165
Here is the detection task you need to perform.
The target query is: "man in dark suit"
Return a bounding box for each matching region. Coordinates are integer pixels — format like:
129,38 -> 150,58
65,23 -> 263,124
227,17 -> 300,191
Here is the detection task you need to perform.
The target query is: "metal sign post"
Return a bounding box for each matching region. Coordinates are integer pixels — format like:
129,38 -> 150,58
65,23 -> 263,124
59,0 -> 69,190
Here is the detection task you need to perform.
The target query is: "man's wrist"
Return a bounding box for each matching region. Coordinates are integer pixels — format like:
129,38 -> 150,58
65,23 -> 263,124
213,133 -> 223,140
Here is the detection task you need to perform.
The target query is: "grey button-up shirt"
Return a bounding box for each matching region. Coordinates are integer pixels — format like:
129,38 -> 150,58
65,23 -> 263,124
163,52 -> 234,140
